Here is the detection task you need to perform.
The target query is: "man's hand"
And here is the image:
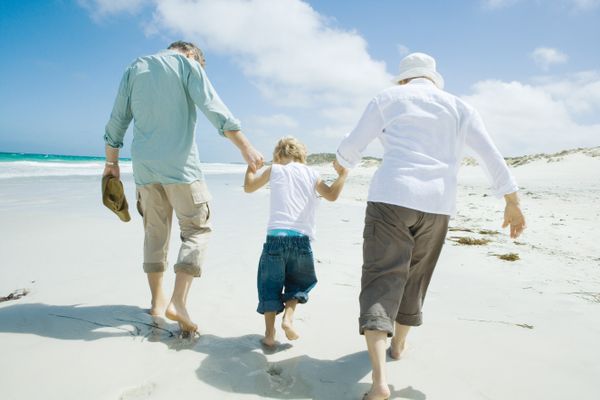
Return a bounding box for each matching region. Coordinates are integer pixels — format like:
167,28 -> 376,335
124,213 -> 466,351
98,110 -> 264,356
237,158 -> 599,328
502,192 -> 526,239
241,145 -> 264,173
103,164 -> 120,179
224,130 -> 264,172
104,145 -> 121,179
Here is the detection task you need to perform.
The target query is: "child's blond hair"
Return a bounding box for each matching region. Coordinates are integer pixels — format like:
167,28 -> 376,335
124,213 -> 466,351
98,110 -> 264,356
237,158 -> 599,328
273,136 -> 307,164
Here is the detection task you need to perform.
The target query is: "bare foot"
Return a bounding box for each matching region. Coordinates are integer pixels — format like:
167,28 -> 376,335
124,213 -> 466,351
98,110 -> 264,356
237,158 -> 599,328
362,383 -> 391,400
165,301 -> 198,333
261,330 -> 277,347
281,319 -> 300,340
149,292 -> 168,316
389,338 -> 406,360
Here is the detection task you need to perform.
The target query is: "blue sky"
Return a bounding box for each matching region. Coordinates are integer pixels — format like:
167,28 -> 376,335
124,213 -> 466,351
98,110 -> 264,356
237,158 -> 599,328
1,0 -> 599,161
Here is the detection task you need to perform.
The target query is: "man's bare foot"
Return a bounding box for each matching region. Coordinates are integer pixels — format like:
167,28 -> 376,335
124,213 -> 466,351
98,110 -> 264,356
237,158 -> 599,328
165,301 -> 197,333
281,319 -> 300,340
149,292 -> 168,316
362,383 -> 391,400
261,330 -> 277,347
389,337 -> 406,360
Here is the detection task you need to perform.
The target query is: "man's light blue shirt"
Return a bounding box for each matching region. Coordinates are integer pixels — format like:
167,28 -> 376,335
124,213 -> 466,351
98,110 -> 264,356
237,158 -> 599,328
104,50 -> 241,185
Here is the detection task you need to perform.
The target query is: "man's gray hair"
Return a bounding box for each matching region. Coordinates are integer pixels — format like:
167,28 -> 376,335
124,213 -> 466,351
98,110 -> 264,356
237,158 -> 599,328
167,41 -> 204,64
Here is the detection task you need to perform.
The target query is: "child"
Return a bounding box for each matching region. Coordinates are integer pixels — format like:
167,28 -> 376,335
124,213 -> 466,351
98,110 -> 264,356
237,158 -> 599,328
244,136 -> 348,347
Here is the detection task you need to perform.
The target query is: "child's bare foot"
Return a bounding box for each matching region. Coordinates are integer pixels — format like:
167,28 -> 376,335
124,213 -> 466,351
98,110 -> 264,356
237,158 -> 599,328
281,319 -> 300,340
165,301 -> 198,333
362,383 -> 391,400
389,337 -> 406,360
262,330 -> 277,347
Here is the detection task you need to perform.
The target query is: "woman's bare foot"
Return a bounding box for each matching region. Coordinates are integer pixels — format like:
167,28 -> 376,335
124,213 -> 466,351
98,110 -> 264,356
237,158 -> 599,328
389,337 -> 406,360
362,383 -> 391,400
165,301 -> 198,333
281,319 -> 300,340
262,329 -> 277,347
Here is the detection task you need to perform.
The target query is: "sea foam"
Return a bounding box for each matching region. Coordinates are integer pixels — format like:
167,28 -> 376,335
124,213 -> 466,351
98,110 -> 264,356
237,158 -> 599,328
0,160 -> 246,179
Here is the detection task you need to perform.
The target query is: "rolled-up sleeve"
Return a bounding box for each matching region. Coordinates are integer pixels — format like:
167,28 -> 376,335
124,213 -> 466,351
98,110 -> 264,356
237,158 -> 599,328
104,67 -> 133,148
187,62 -> 241,136
464,109 -> 519,197
336,98 -> 385,169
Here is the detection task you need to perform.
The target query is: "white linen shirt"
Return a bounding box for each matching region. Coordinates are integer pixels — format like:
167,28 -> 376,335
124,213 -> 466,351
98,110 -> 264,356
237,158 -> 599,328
336,78 -> 518,216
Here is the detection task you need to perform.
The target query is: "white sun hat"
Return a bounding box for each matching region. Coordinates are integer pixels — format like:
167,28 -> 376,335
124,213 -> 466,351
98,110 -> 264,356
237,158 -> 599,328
391,52 -> 444,89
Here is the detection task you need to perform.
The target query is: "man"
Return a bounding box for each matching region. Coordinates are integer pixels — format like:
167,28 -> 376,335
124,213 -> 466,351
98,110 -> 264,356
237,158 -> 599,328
336,53 -> 526,400
103,41 -> 263,334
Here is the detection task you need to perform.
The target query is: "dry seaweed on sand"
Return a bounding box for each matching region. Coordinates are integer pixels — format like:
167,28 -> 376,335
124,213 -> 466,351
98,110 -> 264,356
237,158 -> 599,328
496,253 -> 520,261
568,292 -> 600,304
0,288 -> 29,303
479,229 -> 500,235
450,236 -> 491,245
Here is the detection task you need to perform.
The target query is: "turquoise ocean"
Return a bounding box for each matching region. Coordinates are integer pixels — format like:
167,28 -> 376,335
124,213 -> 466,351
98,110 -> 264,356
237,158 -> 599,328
0,152 -> 128,163
0,152 -> 244,179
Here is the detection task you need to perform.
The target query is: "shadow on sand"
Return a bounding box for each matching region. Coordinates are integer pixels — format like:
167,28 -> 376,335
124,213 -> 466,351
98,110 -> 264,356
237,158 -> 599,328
0,302 -> 426,399
0,302 -> 177,341
191,334 -> 425,399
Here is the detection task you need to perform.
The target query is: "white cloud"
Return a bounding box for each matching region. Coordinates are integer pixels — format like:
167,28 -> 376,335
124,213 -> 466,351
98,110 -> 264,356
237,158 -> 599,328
148,0 -> 392,152
150,0 -> 390,106
570,0 -> 600,10
534,71 -> 600,116
461,76 -> 600,156
77,0 -> 147,20
244,114 -> 299,142
250,114 -> 299,129
531,47 -> 568,70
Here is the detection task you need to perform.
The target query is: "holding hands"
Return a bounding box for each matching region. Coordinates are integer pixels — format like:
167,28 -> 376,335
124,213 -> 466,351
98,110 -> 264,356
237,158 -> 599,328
333,159 -> 348,177
224,130 -> 264,172
241,145 -> 264,172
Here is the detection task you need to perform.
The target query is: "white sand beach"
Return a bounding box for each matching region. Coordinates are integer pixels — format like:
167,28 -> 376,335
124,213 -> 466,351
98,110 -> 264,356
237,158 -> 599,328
1,149 -> 599,400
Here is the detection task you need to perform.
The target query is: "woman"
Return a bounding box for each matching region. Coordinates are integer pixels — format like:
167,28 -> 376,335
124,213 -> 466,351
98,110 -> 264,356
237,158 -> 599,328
336,52 -> 526,400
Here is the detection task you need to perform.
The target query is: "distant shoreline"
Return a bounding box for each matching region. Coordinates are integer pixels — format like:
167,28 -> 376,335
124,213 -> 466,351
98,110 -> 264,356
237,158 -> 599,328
2,146 -> 599,167
0,152 -> 131,163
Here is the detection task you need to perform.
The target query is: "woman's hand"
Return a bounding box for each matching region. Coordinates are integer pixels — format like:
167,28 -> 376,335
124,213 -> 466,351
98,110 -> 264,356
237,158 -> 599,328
502,193 -> 526,239
333,160 -> 348,177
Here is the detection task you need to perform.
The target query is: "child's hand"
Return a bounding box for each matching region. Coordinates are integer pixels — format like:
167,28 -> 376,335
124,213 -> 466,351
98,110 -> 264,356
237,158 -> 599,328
333,160 -> 348,176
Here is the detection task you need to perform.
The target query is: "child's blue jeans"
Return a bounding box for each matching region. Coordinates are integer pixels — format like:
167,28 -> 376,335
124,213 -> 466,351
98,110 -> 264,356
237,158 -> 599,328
256,235 -> 317,314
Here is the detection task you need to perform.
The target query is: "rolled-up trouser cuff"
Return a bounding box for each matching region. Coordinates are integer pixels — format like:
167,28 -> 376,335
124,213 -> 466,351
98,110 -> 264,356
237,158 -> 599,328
283,292 -> 309,304
174,262 -> 201,278
257,300 -> 285,315
359,314 -> 394,337
144,262 -> 167,273
396,312 -> 423,327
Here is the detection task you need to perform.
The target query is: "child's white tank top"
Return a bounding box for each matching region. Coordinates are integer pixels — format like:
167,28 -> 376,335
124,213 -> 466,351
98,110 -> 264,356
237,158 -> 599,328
267,162 -> 320,241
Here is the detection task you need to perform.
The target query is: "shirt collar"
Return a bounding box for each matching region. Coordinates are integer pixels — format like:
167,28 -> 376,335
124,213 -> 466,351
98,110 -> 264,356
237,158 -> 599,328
408,78 -> 436,86
160,49 -> 181,56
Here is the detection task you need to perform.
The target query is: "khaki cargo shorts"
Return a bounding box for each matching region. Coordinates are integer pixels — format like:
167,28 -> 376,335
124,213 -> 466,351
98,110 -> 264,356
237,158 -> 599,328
136,180 -> 212,278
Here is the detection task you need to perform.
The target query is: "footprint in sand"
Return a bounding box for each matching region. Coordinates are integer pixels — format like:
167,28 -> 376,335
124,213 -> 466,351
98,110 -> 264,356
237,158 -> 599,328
266,364 -> 296,395
119,382 -> 156,400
